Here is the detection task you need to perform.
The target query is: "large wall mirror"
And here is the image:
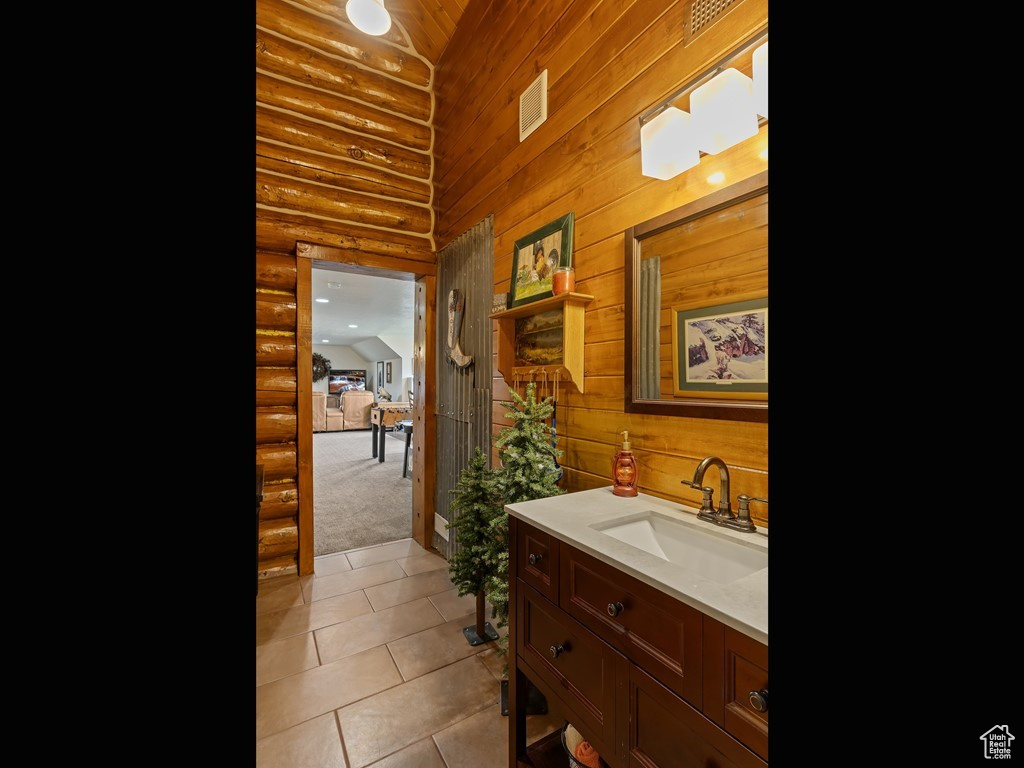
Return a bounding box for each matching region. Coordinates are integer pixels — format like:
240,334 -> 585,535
625,170 -> 767,422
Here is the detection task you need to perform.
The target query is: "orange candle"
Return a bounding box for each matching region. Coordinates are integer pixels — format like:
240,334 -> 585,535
553,266 -> 575,295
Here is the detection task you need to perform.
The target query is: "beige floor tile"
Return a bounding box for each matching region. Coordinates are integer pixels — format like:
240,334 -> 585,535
396,552 -> 448,577
345,539 -> 425,569
314,552 -> 353,577
257,645 -> 401,741
432,702 -> 564,768
303,561 -> 406,603
361,738 -> 445,768
427,588 -> 479,622
257,579 -> 306,615
257,632 -> 320,687
337,656 -> 498,768
387,612 -> 496,681
475,646 -> 508,682
316,598 -> 444,664
257,591 -> 373,646
363,567 -> 456,612
256,712 -> 348,768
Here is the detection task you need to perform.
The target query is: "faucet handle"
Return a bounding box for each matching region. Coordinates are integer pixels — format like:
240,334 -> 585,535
728,494 -> 765,533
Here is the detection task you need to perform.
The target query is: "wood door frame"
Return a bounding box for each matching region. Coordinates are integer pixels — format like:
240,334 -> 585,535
295,241 -> 436,575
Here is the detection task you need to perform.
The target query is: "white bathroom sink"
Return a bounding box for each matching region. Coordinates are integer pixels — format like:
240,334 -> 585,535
592,510 -> 767,584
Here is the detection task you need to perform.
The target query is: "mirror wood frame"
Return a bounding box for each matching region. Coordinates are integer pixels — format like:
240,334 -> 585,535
624,170 -> 768,422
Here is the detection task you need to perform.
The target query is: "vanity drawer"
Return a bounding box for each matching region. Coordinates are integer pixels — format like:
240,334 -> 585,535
516,520 -> 559,603
703,617 -> 769,761
630,665 -> 766,768
517,580 -> 626,758
560,542 -> 703,707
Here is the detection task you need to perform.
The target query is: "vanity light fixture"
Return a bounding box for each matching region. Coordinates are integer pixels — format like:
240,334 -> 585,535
690,68 -> 757,154
639,29 -> 767,180
753,42 -> 768,118
345,0 -> 391,36
640,107 -> 699,180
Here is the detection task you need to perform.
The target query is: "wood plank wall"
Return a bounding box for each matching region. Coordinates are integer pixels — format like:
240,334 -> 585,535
435,0 -> 770,526
256,0 -> 436,577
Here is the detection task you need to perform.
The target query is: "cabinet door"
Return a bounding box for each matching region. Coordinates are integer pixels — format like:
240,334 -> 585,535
516,520 -> 559,603
561,542 -> 703,707
630,665 -> 766,768
703,617 -> 768,761
517,581 -> 626,762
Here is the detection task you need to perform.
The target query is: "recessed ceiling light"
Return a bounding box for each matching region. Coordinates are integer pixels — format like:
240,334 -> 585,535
707,171 -> 726,184
315,298 -> 329,303
327,282 -> 342,289
349,324 -> 359,328
321,339 -> 330,343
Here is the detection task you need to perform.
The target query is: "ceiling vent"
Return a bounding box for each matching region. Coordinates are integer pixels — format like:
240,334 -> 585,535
519,69 -> 548,142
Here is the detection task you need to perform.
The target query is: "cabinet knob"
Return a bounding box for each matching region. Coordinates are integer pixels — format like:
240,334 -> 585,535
748,689 -> 769,712
550,643 -> 566,659
528,553 -> 542,566
607,602 -> 624,617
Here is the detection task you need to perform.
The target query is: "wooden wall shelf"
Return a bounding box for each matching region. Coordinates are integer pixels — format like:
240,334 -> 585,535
490,292 -> 594,393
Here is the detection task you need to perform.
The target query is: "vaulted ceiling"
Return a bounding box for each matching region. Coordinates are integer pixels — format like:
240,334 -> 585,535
386,0 -> 466,65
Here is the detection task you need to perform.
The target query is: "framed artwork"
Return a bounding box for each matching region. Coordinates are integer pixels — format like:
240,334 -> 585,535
386,362 -> 392,383
328,369 -> 367,393
376,361 -> 385,390
671,298 -> 767,398
509,212 -> 574,308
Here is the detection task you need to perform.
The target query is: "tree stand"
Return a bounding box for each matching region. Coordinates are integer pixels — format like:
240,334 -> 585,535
462,591 -> 500,645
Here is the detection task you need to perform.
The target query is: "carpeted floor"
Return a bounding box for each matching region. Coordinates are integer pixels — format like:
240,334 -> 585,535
313,428 -> 413,556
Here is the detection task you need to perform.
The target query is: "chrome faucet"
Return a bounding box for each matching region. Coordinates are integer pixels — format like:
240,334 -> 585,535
682,456 -> 733,525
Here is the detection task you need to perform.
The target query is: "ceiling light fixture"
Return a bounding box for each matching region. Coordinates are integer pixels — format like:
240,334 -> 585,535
345,0 -> 391,36
322,339 -> 330,343
327,282 -> 342,289
639,29 -> 767,181
315,298 -> 329,303
349,324 -> 359,328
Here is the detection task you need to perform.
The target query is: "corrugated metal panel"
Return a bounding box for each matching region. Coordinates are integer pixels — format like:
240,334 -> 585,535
432,216 -> 494,558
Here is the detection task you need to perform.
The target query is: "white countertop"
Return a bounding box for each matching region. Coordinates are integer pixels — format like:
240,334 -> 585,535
506,487 -> 768,645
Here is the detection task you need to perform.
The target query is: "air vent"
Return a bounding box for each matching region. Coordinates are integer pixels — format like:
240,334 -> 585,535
519,69 -> 548,142
684,0 -> 743,43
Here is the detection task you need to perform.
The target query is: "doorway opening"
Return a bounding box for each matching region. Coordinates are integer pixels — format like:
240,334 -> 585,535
310,262 -> 415,558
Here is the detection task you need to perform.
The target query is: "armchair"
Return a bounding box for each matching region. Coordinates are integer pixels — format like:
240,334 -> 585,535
326,389 -> 375,431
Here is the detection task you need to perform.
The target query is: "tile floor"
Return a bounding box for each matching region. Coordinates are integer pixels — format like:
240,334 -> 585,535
256,538 -> 562,768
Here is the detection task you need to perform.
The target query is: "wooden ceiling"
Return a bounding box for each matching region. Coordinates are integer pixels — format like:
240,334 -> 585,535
386,0 -> 467,66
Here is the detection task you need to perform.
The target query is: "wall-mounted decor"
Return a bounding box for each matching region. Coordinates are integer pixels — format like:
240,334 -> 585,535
671,298 -> 767,397
446,288 -> 474,368
376,361 -> 385,390
329,369 -> 366,393
386,362 -> 392,383
509,212 -> 574,308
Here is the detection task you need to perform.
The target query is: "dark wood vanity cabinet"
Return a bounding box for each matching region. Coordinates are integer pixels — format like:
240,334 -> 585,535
509,517 -> 768,768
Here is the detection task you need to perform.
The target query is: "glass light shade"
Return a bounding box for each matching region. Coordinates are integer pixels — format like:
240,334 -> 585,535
690,68 -> 758,154
753,43 -> 768,118
640,107 -> 699,180
346,0 -> 392,35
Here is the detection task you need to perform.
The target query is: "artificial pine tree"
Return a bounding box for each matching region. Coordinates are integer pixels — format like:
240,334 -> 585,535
447,447 -> 502,645
484,382 -> 565,667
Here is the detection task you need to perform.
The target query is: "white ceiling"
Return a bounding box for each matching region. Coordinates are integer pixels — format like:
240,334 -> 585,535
311,268 -> 415,347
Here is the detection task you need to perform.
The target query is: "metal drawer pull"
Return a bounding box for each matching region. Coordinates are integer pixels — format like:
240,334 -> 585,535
528,553 -> 542,566
607,602 -> 624,617
550,643 -> 567,659
748,689 -> 769,712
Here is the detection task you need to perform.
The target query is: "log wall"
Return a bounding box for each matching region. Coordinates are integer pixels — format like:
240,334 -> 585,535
435,0 -> 770,526
256,0 -> 436,577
